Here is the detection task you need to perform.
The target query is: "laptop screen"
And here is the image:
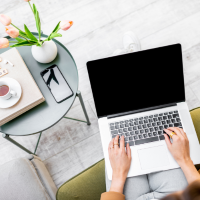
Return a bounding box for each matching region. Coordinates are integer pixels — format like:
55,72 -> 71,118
87,44 -> 185,118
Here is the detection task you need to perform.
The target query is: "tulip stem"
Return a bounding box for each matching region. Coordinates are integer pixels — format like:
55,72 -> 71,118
11,23 -> 26,35
9,41 -> 18,43
28,2 -> 34,14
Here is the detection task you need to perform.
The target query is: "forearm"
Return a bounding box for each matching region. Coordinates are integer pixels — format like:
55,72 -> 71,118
179,159 -> 200,184
109,173 -> 126,193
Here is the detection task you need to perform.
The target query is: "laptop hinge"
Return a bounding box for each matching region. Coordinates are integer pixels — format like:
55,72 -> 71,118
107,103 -> 177,119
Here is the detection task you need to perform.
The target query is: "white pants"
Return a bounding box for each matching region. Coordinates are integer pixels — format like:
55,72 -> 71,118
106,168 -> 188,200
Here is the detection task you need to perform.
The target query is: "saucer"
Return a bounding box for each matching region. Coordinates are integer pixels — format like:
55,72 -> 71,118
0,77 -> 22,108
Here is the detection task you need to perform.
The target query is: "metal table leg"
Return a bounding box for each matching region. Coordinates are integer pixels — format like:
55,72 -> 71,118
63,90 -> 91,125
2,131 -> 43,155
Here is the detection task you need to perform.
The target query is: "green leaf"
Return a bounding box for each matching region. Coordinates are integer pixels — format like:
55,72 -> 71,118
52,21 -> 61,34
49,33 -> 62,40
24,24 -> 38,42
36,11 -> 41,39
15,37 -> 25,42
10,40 -> 36,47
33,4 -> 37,15
19,30 -> 28,38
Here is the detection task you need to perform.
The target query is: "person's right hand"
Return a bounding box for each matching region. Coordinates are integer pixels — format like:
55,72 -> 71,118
164,127 -> 191,166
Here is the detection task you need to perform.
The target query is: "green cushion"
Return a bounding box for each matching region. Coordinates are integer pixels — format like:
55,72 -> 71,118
56,107 -> 200,200
190,107 -> 200,143
56,159 -> 106,200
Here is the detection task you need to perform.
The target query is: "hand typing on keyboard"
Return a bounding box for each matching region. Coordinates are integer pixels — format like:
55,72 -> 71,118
108,135 -> 131,194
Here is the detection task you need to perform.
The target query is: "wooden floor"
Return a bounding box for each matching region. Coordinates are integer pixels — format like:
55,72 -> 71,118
1,0 -> 200,188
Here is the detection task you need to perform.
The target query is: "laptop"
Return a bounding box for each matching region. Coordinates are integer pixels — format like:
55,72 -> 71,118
86,44 -> 200,180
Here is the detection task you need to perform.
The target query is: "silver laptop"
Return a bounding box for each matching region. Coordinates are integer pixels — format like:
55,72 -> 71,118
86,44 -> 200,180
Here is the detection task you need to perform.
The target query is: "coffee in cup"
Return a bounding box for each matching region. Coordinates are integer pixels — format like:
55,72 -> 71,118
0,80 -> 17,100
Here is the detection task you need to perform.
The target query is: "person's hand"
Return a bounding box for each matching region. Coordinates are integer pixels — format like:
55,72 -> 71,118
164,127 -> 200,184
164,127 -> 191,166
108,135 -> 131,193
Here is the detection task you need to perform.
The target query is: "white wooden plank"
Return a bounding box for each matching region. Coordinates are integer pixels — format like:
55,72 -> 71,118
189,80 -> 200,105
44,132 -> 104,187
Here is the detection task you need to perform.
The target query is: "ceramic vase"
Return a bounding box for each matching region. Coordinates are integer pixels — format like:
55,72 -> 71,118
31,40 -> 57,63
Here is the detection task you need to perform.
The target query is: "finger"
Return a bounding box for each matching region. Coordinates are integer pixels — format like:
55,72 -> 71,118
164,129 -> 178,140
114,135 -> 120,149
167,127 -> 183,138
120,135 -> 125,149
178,127 -> 188,139
164,133 -> 172,150
126,143 -> 132,159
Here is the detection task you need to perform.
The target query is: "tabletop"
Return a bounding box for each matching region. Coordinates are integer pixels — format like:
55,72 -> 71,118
0,33 -> 78,136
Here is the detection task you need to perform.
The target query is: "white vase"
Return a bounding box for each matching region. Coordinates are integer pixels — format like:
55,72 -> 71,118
31,40 -> 57,63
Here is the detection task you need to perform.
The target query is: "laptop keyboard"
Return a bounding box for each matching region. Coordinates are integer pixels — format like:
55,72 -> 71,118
109,110 -> 182,146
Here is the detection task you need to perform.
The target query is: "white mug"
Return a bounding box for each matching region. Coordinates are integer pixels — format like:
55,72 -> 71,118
0,80 -> 17,100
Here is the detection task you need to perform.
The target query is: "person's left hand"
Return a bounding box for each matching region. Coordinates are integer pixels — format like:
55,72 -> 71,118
108,135 -> 131,193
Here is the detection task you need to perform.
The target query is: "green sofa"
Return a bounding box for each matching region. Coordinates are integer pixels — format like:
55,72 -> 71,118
56,108 -> 200,200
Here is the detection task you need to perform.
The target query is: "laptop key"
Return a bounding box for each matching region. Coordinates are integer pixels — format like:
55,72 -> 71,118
129,122 -> 134,126
159,126 -> 164,130
169,124 -> 173,127
162,121 -> 166,125
176,118 -> 181,122
144,119 -> 148,123
147,123 -> 152,127
114,130 -> 118,134
179,122 -> 182,126
139,117 -> 143,120
149,115 -> 153,118
135,136 -> 159,145
129,141 -> 134,146
143,124 -> 147,129
157,122 -> 161,126
173,114 -> 179,118
128,127 -> 133,131
138,125 -> 142,129
150,128 -> 154,132
152,123 -> 156,126
115,125 -> 119,129
166,120 -> 171,124
169,111 -> 173,114
149,119 -> 153,123
125,120 -> 129,123
129,136 -> 133,140
143,134 -> 148,138
164,112 -> 168,115
125,123 -> 129,127
130,131 -> 135,135
133,126 -> 137,130
115,122 -> 119,125
158,131 -> 163,135
139,121 -> 143,124
171,119 -> 175,123
164,125 -> 168,129
112,135 -> 116,138
168,115 -> 172,119
148,133 -> 153,137
163,116 -> 167,120
120,124 -> 124,128
123,128 -> 127,132
125,133 -> 130,136
134,136 -> 138,140
174,110 -> 178,113
153,132 -> 157,136
159,135 -> 165,140
145,129 -> 149,133
154,114 -> 158,117
110,126 -> 115,130
154,127 -> 158,131
139,135 -> 143,139
110,123 -> 114,126
129,119 -> 133,122
125,137 -> 129,141
144,116 -> 148,119
159,113 -> 163,116
134,118 -> 138,121
140,129 -> 144,134
158,117 -> 162,121
135,130 -> 139,134
174,123 -> 180,127
120,121 -> 124,124
134,121 -> 138,125
153,118 -> 158,122
111,131 -> 115,135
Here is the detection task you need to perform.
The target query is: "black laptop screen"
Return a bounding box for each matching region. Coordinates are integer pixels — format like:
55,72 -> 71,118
87,44 -> 185,118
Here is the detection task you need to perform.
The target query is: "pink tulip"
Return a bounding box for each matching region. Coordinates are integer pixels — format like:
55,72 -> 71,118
60,20 -> 73,31
5,26 -> 19,38
0,38 -> 9,49
0,14 -> 11,26
24,0 -> 31,1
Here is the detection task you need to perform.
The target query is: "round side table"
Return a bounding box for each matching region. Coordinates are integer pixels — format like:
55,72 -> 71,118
0,33 -> 91,155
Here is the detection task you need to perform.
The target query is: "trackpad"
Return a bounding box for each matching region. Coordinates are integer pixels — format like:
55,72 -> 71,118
138,146 -> 170,170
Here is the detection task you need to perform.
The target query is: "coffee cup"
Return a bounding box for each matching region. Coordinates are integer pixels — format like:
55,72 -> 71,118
0,80 -> 17,100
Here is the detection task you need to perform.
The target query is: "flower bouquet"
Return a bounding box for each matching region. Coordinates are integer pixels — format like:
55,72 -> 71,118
0,0 -> 73,63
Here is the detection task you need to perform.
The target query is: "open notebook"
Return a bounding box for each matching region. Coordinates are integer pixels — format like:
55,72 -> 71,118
0,48 -> 45,126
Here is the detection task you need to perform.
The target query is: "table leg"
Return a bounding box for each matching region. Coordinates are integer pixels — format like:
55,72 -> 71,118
34,132 -> 42,155
76,90 -> 91,125
2,133 -> 34,154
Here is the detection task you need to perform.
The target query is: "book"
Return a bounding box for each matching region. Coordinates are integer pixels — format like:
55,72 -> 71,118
0,48 -> 45,126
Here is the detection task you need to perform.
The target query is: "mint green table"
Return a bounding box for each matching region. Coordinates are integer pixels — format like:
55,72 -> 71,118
0,33 -> 91,155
